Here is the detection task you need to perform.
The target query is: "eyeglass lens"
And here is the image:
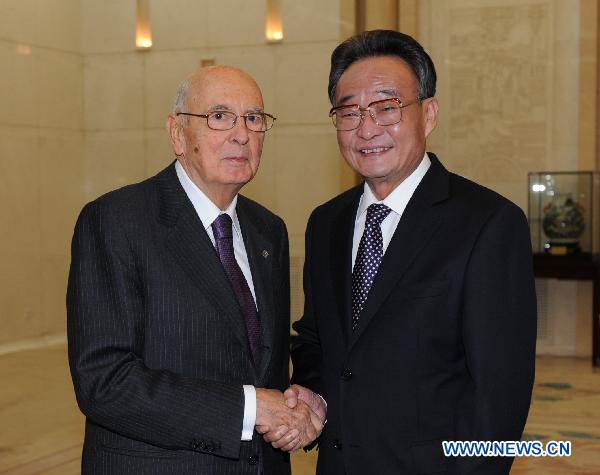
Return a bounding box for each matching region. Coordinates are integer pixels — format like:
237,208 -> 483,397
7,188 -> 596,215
332,99 -> 403,131
208,111 -> 273,132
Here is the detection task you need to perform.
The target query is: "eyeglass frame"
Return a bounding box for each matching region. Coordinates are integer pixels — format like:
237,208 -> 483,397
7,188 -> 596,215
176,110 -> 277,132
328,97 -> 422,131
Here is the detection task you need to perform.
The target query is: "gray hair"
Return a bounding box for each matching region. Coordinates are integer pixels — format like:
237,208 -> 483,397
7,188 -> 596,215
173,79 -> 189,126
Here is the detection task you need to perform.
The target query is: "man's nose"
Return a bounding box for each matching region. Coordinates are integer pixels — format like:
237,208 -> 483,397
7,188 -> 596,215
356,110 -> 383,139
229,117 -> 250,144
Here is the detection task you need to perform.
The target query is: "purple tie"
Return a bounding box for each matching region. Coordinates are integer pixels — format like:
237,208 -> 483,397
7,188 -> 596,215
351,203 -> 392,331
212,213 -> 262,364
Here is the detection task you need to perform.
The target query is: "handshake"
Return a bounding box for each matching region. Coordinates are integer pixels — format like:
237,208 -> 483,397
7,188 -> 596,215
255,384 -> 327,452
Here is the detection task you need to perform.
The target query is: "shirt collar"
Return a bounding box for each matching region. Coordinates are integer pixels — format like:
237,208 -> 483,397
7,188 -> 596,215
175,160 -> 243,239
356,152 -> 431,220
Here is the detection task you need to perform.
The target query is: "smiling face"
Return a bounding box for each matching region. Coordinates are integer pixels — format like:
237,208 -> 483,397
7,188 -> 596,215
167,66 -> 265,208
334,56 -> 438,199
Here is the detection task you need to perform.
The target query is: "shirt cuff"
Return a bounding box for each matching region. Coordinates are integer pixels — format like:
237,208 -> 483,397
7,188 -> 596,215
241,385 -> 256,440
317,393 -> 328,425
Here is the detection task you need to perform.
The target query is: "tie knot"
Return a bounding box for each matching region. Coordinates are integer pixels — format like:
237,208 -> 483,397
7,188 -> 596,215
365,203 -> 391,227
212,213 -> 233,239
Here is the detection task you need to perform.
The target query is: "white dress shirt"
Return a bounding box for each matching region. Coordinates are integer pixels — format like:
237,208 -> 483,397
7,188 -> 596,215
175,161 -> 257,441
352,153 -> 431,268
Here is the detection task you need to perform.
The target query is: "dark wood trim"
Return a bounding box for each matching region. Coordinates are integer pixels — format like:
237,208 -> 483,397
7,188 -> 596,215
391,1 -> 399,31
355,0 -> 365,33
597,0 -> 600,170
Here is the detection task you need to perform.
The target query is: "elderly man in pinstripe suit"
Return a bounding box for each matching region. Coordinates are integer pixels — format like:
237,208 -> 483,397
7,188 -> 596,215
67,66 -> 325,474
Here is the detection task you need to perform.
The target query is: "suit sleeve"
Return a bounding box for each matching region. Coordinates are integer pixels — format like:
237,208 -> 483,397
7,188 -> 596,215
276,215 -> 291,388
456,202 -> 537,473
67,200 -> 245,457
291,211 -> 325,396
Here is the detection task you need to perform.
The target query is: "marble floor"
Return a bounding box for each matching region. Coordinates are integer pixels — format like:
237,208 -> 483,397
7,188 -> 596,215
0,347 -> 598,474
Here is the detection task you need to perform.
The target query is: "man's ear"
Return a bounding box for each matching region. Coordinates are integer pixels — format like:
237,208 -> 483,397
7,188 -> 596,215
423,97 -> 438,138
166,114 -> 185,156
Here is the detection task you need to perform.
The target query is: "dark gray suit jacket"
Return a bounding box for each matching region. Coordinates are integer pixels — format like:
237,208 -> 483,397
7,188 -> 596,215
292,154 -> 536,475
67,163 -> 291,474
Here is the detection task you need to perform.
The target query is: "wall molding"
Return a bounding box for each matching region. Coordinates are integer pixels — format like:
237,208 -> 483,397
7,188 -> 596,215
0,333 -> 67,356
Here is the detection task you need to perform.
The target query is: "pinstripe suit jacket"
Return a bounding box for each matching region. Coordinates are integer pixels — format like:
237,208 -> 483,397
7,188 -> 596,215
67,163 -> 291,474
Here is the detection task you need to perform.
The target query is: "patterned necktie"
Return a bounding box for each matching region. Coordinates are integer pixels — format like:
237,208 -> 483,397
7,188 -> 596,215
212,213 -> 262,364
351,203 -> 392,331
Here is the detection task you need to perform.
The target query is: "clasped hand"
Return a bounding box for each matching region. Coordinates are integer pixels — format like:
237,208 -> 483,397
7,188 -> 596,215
255,385 -> 327,452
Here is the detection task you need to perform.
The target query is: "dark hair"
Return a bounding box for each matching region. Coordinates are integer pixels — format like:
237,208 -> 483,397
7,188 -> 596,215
328,29 -> 437,105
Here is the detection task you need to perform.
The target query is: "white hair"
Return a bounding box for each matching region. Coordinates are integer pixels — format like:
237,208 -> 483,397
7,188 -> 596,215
173,79 -> 189,126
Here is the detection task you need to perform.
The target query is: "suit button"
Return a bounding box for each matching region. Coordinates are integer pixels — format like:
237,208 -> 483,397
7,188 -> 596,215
248,454 -> 259,466
332,439 -> 343,450
341,368 -> 353,380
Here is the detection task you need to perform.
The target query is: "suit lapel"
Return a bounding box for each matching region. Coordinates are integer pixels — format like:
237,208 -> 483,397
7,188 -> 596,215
330,187 -> 363,346
349,154 -> 450,348
156,165 -> 255,374
236,199 -> 275,383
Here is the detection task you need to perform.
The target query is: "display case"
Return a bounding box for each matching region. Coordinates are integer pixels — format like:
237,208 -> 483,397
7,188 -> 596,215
528,171 -> 600,256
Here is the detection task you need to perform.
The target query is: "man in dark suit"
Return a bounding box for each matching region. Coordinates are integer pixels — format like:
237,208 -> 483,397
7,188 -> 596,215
67,66 -> 322,474
290,30 -> 537,474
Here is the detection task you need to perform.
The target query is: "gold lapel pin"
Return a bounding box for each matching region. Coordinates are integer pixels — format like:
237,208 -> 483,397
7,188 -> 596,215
262,250 -> 269,258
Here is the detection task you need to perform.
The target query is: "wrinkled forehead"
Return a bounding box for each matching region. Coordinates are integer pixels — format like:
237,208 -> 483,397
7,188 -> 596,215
335,56 -> 419,104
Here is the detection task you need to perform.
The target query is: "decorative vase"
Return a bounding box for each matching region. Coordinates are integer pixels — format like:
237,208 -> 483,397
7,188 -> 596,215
542,193 -> 585,254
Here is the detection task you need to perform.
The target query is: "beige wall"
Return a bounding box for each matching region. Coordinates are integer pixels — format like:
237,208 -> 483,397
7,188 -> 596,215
576,0 -> 598,357
0,0 -> 83,344
419,0 -> 582,211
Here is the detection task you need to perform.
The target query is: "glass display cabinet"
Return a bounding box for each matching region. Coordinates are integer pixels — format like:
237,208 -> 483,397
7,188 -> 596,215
528,171 -> 600,367
528,171 -> 600,256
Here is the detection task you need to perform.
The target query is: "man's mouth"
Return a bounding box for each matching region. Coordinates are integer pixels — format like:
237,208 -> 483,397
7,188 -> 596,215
359,146 -> 391,155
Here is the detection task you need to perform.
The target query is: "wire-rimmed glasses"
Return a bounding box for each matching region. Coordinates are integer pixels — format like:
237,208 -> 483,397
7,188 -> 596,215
328,98 -> 420,131
177,110 -> 276,132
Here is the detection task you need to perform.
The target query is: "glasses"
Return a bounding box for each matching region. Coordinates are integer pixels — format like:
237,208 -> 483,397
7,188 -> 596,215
177,110 -> 276,132
329,97 -> 420,131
